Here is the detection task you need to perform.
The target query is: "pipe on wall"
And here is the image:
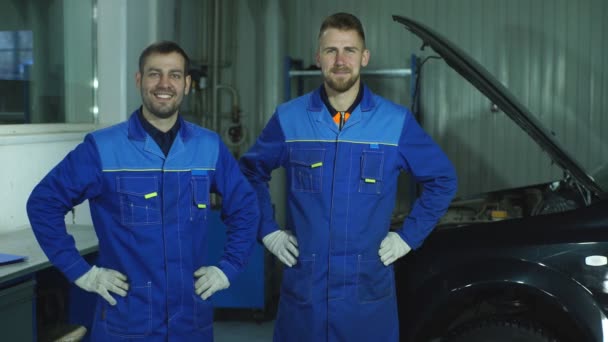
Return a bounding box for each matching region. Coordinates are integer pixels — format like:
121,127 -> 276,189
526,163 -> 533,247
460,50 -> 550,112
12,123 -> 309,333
211,0 -> 220,132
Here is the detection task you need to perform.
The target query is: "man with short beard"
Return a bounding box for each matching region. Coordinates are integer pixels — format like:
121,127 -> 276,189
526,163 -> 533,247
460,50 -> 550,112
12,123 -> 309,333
240,13 -> 457,341
27,41 -> 259,341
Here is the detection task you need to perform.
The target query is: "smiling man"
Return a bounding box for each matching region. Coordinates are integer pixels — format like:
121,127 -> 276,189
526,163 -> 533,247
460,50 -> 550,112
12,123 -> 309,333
27,41 -> 259,341
240,13 -> 457,341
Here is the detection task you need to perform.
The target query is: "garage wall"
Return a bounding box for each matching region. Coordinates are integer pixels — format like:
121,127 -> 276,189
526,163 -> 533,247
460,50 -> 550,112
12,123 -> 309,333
277,0 -> 607,197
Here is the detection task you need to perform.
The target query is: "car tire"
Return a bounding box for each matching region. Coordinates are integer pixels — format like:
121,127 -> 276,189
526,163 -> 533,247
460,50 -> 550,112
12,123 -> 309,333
444,318 -> 558,342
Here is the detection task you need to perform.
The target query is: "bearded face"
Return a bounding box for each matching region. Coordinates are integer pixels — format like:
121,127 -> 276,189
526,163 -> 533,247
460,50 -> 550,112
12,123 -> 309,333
137,52 -> 191,120
317,28 -> 369,95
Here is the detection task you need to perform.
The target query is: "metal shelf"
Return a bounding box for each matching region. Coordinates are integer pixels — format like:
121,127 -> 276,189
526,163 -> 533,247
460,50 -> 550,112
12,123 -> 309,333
288,68 -> 412,77
284,56 -> 417,102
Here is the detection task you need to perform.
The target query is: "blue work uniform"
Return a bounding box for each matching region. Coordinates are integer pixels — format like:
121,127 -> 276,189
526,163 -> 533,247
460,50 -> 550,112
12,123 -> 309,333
240,85 -> 457,342
27,110 -> 259,341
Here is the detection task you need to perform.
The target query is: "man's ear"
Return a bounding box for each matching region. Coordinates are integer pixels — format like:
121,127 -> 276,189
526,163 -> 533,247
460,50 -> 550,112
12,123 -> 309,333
135,72 -> 142,89
315,51 -> 321,68
361,49 -> 370,67
185,75 -> 192,95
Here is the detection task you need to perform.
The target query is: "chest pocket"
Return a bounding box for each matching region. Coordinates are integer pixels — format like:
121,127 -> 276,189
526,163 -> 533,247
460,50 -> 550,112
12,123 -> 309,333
190,174 -> 210,221
289,148 -> 325,193
359,150 -> 384,194
117,176 -> 161,226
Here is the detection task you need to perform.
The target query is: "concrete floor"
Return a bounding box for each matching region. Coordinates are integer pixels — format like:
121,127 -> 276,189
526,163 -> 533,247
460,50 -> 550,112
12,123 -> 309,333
214,320 -> 275,342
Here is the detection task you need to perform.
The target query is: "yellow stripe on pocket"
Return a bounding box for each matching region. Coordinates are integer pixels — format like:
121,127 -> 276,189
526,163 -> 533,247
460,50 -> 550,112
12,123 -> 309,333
197,204 -> 207,209
144,192 -> 158,199
311,162 -> 323,168
364,178 -> 376,184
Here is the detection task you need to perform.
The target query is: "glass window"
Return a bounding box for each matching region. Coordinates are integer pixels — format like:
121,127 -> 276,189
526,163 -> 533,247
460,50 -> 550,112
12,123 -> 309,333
0,0 -> 96,124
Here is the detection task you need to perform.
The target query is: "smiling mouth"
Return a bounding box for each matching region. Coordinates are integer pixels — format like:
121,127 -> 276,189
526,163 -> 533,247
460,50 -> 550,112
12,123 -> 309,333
153,92 -> 174,100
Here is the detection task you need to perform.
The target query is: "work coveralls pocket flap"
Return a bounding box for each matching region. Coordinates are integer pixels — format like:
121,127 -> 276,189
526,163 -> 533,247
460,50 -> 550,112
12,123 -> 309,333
193,294 -> 213,331
190,175 -> 210,221
104,282 -> 152,337
117,176 -> 161,226
289,148 -> 325,193
281,254 -> 316,304
359,150 -> 384,194
357,255 -> 393,303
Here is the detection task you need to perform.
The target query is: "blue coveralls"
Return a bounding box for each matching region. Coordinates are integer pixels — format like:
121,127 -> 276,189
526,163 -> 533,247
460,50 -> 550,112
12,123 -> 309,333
27,111 -> 259,341
240,85 -> 457,341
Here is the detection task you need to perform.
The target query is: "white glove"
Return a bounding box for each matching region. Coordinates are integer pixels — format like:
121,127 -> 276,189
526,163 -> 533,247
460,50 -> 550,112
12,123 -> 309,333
379,232 -> 412,266
74,266 -> 129,306
262,230 -> 299,267
194,266 -> 230,300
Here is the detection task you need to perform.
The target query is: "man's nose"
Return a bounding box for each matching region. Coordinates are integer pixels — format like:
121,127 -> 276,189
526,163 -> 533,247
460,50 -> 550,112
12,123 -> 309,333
158,74 -> 171,87
335,52 -> 346,66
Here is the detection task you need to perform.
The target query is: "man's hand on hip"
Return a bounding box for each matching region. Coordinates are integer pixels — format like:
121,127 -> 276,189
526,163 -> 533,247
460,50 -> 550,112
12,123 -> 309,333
263,230 -> 299,267
194,266 -> 230,300
379,232 -> 412,266
74,266 -> 129,306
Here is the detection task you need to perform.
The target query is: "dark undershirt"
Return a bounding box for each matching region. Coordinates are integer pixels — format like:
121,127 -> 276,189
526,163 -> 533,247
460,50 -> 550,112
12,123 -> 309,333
319,83 -> 363,118
137,108 -> 180,156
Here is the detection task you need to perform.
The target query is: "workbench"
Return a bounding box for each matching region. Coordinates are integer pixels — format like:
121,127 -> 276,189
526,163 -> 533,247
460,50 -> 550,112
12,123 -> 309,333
0,225 -> 98,341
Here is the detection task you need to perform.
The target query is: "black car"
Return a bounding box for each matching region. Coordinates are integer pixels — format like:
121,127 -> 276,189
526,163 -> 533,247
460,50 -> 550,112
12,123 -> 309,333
392,15 -> 608,342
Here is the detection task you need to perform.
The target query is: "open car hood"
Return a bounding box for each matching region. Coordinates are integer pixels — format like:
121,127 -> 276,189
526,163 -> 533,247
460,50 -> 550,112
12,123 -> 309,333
392,15 -> 603,196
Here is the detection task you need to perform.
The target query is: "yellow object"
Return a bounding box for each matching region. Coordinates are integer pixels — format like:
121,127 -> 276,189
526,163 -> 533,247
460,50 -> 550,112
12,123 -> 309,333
311,162 -> 323,168
364,178 -> 376,183
144,192 -> 158,199
490,210 -> 508,219
197,204 -> 207,209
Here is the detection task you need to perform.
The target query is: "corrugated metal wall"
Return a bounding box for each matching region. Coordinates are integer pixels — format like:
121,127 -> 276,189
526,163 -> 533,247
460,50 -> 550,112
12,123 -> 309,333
283,0 -> 608,198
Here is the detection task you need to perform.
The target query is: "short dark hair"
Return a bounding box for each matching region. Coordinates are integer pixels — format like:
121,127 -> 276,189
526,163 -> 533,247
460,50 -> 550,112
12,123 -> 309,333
138,40 -> 190,75
318,12 -> 365,46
